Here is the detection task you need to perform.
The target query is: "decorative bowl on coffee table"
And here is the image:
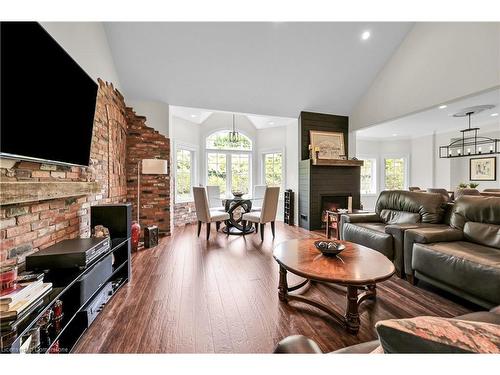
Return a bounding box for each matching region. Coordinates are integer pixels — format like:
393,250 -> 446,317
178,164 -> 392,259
314,240 -> 345,256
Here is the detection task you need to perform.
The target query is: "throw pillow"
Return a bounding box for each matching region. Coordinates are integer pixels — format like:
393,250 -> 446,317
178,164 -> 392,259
375,316 -> 500,353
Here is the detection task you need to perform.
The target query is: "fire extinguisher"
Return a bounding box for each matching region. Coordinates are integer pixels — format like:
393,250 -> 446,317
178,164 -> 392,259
131,220 -> 141,251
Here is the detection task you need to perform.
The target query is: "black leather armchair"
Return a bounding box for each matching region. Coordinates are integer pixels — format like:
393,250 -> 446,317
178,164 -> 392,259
405,196 -> 500,308
341,190 -> 447,276
274,307 -> 500,353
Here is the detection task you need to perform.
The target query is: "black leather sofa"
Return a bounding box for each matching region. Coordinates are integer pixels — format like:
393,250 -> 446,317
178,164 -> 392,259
274,306 -> 500,353
404,196 -> 500,308
341,190 -> 447,276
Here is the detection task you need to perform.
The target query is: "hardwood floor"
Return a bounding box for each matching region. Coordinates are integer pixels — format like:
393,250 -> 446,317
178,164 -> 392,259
74,222 -> 474,353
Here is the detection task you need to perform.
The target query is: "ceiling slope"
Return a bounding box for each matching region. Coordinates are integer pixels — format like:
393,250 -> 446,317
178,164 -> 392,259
104,22 -> 413,118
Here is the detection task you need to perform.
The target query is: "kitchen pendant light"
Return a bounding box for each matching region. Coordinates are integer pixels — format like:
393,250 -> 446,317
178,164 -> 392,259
439,105 -> 499,158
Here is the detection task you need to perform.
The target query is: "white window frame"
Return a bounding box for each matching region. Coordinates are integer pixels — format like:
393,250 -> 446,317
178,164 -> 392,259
358,155 -> 377,196
260,148 -> 286,191
205,130 -> 253,198
382,154 -> 410,191
174,141 -> 198,203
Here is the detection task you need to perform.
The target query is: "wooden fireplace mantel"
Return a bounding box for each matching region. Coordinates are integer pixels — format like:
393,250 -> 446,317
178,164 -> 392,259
311,159 -> 364,167
0,181 -> 100,205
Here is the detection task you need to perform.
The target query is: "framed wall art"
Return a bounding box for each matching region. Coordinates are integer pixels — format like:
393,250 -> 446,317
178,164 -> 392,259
309,130 -> 345,160
469,156 -> 496,181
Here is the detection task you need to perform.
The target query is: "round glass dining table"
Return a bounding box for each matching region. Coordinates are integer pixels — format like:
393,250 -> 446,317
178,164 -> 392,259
222,197 -> 256,235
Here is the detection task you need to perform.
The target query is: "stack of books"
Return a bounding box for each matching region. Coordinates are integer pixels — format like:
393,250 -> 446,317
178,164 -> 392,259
0,276 -> 52,327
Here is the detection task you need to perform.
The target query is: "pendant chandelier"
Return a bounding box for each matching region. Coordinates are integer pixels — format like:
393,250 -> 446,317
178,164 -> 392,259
439,105 -> 499,158
229,114 -> 239,143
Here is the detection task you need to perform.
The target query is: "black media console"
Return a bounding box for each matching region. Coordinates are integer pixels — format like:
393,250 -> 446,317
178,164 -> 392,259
1,203 -> 131,354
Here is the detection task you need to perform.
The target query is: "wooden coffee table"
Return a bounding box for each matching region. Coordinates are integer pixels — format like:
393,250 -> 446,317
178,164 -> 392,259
273,238 -> 395,333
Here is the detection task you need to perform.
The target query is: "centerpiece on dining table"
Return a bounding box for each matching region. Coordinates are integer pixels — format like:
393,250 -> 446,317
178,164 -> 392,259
232,190 -> 244,198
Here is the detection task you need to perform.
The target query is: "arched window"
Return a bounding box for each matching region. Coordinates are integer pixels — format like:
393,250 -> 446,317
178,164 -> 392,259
206,130 -> 252,151
205,131 -> 252,197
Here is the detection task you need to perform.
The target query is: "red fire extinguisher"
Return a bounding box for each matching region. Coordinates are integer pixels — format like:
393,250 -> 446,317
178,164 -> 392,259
131,220 -> 141,251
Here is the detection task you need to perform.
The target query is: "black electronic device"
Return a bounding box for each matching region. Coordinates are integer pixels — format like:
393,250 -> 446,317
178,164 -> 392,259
26,238 -> 110,271
79,282 -> 114,327
144,226 -> 159,248
76,254 -> 113,305
0,22 -> 98,167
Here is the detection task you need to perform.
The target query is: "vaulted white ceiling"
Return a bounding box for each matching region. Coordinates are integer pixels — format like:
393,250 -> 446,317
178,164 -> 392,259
104,22 -> 413,118
170,105 -> 297,129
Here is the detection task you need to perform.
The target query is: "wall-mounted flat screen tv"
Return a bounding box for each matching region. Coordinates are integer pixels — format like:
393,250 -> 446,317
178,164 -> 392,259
0,22 -> 98,167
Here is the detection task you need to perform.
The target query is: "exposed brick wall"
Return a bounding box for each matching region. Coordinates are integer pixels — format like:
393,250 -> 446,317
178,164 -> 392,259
126,109 -> 171,236
0,80 -> 129,266
173,201 -> 197,227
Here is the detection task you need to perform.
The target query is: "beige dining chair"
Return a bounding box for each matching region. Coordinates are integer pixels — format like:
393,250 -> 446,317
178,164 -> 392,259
193,187 -> 230,240
251,185 -> 267,212
241,186 -> 280,241
206,185 -> 225,211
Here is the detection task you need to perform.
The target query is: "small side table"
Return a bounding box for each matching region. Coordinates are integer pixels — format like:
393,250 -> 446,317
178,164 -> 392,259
325,210 -> 340,239
325,209 -> 370,240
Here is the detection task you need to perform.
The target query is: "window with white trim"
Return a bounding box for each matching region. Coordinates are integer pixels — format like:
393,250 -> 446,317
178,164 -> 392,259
262,152 -> 283,189
384,157 -> 408,190
360,158 -> 377,195
205,130 -> 252,197
175,147 -> 195,202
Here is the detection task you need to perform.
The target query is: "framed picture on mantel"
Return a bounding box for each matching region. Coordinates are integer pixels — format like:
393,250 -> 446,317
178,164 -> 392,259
470,156 -> 496,181
309,130 -> 345,161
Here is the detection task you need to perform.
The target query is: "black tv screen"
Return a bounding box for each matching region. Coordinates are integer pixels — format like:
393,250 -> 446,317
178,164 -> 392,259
1,22 -> 98,167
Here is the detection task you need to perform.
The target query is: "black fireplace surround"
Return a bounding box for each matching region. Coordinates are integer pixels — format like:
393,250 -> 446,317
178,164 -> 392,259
320,194 -> 351,225
298,112 -> 361,231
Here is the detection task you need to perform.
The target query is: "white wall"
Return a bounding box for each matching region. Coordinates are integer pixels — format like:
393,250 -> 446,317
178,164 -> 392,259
170,116 -> 201,146
127,100 -> 170,137
410,135 -> 435,189
351,23 -> 500,131
41,22 -> 121,88
434,132 -> 452,189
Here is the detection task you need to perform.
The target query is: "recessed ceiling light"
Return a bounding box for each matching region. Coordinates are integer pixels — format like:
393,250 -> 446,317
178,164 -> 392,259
268,121 -> 275,125
392,133 -> 397,137
190,114 -> 197,118
361,31 -> 371,41
491,113 -> 499,117
438,105 -> 447,109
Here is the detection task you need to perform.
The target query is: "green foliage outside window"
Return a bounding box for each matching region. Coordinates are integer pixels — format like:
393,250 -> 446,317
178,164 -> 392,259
264,153 -> 283,188
360,159 -> 375,194
206,131 -> 252,151
207,152 -> 227,197
206,131 -> 252,196
384,158 -> 405,190
176,149 -> 192,201
231,154 -> 250,194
